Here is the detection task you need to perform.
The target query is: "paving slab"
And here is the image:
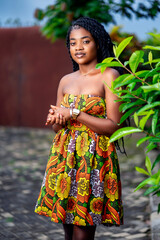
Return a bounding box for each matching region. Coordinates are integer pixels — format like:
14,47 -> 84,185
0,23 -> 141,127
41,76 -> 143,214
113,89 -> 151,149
0,127 -> 153,240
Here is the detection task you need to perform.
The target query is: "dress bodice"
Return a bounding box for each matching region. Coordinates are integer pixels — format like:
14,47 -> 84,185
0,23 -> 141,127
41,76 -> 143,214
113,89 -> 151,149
61,93 -> 106,131
61,93 -> 106,118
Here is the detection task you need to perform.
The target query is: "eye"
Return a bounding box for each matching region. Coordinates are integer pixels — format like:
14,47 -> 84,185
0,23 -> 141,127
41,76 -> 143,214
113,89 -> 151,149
83,40 -> 90,44
70,42 -> 75,46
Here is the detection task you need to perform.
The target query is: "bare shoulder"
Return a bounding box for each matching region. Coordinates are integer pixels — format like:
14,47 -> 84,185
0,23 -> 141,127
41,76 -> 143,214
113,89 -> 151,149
101,68 -> 120,87
58,72 -> 74,87
60,71 -> 77,83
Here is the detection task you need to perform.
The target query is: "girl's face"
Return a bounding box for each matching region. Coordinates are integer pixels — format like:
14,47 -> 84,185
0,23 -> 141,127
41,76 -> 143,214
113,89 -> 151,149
69,27 -> 98,66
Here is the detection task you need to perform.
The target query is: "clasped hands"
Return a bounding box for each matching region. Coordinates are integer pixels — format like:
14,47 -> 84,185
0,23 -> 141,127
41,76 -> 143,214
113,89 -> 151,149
45,105 -> 70,126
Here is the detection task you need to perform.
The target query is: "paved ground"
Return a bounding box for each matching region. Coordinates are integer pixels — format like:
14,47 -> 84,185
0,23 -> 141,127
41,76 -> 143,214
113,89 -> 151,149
0,126 -> 153,240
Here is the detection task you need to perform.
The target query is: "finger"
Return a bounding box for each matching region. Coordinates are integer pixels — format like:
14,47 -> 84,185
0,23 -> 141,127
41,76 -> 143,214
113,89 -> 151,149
62,117 -> 66,126
59,114 -> 63,125
50,105 -> 57,110
49,109 -> 54,114
45,117 -> 51,125
55,113 -> 60,124
50,116 -> 56,125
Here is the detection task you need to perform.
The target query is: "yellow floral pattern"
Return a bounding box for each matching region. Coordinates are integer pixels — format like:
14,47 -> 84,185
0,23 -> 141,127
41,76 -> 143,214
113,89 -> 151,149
35,94 -> 123,226
104,173 -> 118,202
56,172 -> 71,200
76,132 -> 89,156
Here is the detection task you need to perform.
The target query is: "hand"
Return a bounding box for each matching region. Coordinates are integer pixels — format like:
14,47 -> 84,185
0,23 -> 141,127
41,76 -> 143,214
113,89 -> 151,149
45,109 -> 66,126
50,105 -> 70,121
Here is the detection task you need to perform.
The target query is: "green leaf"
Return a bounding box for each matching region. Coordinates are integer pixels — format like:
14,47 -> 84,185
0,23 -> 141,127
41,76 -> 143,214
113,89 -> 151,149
152,154 -> 160,170
134,177 -> 158,192
135,166 -> 149,176
145,67 -> 160,80
146,143 -> 157,153
101,62 -> 123,68
128,82 -> 136,91
141,83 -> 160,93
156,62 -> 160,68
116,36 -> 133,58
143,58 -> 160,66
143,45 -> 160,51
152,110 -> 159,135
145,156 -> 152,175
137,102 -> 160,114
139,110 -> 154,130
113,46 -> 117,57
119,107 -> 139,124
129,50 -> 144,73
148,51 -> 153,66
149,137 -> 160,143
120,99 -> 144,112
124,61 -> 129,66
109,127 -> 142,143
144,186 -> 160,196
102,57 -> 114,63
153,74 -> 160,84
96,63 -> 107,69
136,136 -> 152,147
148,32 -> 160,38
134,112 -> 139,127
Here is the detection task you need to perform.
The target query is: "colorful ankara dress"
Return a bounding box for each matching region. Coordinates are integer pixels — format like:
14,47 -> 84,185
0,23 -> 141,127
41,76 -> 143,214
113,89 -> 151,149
35,93 -> 123,226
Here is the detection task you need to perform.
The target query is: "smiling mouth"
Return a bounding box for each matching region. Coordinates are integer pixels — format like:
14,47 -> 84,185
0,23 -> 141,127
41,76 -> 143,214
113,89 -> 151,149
75,52 -> 86,58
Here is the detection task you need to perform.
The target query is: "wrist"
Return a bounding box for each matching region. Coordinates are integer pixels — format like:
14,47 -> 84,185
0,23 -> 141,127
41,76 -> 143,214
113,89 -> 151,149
70,108 -> 80,120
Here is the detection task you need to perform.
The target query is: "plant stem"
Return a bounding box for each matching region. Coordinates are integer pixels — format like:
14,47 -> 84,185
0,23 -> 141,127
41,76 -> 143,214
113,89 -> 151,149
116,58 -> 150,86
125,90 -> 148,102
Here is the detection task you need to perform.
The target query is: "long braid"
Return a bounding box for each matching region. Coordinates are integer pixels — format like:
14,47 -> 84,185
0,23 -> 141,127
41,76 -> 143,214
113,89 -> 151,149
66,17 -> 115,72
66,17 -> 126,154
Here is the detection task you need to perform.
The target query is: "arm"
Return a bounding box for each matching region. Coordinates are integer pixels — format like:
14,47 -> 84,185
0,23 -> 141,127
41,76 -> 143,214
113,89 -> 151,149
46,77 -> 66,133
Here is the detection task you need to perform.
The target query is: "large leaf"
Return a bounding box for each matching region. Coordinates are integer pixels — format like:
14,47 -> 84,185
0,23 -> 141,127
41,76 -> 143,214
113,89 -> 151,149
144,186 -> 160,196
141,83 -> 160,93
115,36 -> 133,58
146,143 -> 157,153
152,110 -> 159,135
134,177 -> 158,192
145,156 -> 152,175
147,33 -> 160,38
109,127 -> 142,143
134,112 -> 139,127
119,107 -> 139,124
129,50 -> 144,73
145,67 -> 160,80
139,110 -> 154,130
102,57 -> 114,63
136,136 -> 152,147
143,58 -> 160,66
137,102 -> 160,114
135,167 -> 149,176
120,99 -> 144,113
143,45 -> 160,51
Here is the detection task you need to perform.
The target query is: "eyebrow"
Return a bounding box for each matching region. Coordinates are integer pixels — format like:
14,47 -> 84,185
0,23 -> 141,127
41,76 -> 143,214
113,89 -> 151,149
70,36 -> 91,40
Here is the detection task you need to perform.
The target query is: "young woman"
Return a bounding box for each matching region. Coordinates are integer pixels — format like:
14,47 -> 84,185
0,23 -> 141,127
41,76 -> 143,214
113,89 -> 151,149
35,17 -> 123,240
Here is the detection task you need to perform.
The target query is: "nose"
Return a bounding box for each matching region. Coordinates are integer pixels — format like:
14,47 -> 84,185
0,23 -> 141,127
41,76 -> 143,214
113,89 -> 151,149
76,41 -> 84,51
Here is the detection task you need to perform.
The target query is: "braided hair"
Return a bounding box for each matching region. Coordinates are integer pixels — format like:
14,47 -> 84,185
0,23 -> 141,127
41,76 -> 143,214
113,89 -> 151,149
66,17 -> 126,154
66,17 -> 115,72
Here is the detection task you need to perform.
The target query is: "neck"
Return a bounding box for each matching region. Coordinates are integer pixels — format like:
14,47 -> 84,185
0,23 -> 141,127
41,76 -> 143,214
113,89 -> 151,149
79,62 -> 97,76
